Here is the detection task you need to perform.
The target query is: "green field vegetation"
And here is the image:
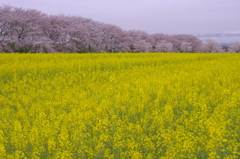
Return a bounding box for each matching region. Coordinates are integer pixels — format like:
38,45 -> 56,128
0,53 -> 240,159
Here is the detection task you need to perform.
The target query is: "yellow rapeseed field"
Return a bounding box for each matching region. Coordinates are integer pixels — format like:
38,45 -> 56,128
0,53 -> 240,159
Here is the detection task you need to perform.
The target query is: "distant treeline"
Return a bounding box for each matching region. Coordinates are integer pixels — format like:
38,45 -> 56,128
0,6 -> 240,53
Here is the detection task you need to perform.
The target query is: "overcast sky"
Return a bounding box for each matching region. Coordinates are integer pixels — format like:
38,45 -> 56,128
1,0 -> 240,43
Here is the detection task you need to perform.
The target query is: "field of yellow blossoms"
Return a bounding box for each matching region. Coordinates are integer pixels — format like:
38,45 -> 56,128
0,53 -> 240,159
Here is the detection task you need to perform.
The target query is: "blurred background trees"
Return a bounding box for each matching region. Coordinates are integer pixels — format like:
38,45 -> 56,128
0,6 -> 238,53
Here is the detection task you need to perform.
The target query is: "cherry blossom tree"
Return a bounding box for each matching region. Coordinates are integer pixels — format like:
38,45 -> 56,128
42,15 -> 75,52
94,24 -> 128,52
127,30 -> 152,52
2,5 -> 236,54
180,42 -> 192,52
11,8 -> 47,52
200,38 -> 222,53
230,42 -> 240,53
150,33 -> 171,52
0,6 -> 51,52
169,35 -> 201,52
155,41 -> 173,52
63,16 -> 92,52
0,6 -> 13,52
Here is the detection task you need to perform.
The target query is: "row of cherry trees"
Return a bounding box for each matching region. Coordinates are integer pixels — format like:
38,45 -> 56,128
1,6 -> 240,53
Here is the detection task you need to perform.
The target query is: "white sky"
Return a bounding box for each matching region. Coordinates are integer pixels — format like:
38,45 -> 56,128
1,0 -> 240,42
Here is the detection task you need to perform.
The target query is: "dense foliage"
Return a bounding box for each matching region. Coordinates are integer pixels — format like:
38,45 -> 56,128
3,5 -> 237,53
1,53 -> 240,158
